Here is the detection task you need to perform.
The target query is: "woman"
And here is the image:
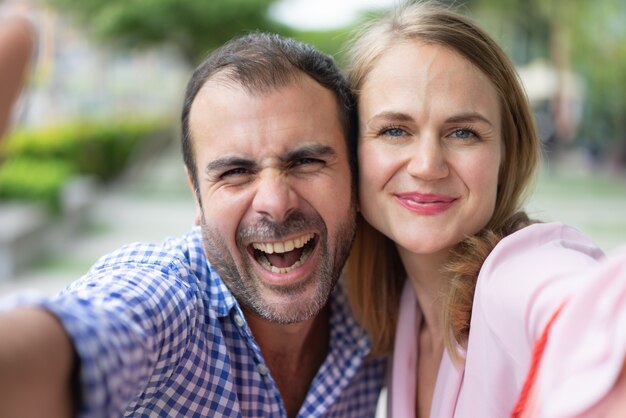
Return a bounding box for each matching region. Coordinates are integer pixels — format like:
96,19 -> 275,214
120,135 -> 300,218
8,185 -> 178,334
344,2 -> 626,417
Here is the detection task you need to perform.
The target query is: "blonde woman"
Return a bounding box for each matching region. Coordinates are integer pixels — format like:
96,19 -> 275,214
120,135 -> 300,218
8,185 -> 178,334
345,2 -> 626,417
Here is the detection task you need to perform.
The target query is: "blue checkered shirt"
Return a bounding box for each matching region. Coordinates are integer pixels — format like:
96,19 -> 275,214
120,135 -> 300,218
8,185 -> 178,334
16,227 -> 385,417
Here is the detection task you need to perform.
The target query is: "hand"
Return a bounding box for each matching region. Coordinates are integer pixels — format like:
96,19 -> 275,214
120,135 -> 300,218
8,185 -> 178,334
0,308 -> 77,418
583,359 -> 626,417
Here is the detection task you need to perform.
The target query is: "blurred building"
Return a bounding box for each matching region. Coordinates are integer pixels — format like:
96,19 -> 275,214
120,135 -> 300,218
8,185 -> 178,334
1,0 -> 190,130
517,59 -> 585,161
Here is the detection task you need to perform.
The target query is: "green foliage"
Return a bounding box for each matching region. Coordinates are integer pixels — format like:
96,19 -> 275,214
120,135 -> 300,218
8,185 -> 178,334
565,1 -> 626,153
45,0 -> 288,64
0,118 -> 170,211
471,0 -> 626,161
2,119 -> 168,180
0,157 -> 75,211
290,8 -> 391,71
293,28 -> 354,65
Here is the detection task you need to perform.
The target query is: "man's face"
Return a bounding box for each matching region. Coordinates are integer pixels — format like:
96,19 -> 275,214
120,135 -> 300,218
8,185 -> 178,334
187,74 -> 356,324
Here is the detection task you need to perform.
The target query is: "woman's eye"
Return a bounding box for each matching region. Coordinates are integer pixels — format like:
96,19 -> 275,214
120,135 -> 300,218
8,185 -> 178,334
380,126 -> 406,137
451,128 -> 477,140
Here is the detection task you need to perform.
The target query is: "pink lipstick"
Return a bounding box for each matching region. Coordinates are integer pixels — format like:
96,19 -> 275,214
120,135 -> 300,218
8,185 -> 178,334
394,192 -> 457,216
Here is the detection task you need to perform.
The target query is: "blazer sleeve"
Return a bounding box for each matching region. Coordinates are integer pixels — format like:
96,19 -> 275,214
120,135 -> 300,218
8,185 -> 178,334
474,222 -> 605,370
535,247 -> 626,417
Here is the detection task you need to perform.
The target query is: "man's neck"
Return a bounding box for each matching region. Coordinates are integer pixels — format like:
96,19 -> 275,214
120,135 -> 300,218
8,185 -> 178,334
244,305 -> 331,418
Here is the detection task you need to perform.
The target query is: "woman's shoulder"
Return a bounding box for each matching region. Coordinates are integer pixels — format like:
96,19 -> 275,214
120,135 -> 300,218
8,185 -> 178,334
482,222 -> 604,282
502,221 -> 600,252
473,222 -> 606,345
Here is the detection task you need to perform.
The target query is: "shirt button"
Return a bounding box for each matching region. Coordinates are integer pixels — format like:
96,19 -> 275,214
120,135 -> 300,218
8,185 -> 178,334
256,363 -> 269,376
233,314 -> 245,327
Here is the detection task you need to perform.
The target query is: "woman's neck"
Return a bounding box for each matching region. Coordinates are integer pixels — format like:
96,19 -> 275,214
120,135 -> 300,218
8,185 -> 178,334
397,247 -> 450,338
398,247 -> 450,418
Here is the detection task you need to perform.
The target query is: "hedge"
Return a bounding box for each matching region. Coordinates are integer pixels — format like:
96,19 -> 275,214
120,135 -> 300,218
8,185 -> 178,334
0,157 -> 76,211
0,118 -> 172,211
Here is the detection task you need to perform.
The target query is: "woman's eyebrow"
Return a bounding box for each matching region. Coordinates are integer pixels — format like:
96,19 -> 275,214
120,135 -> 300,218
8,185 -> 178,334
446,112 -> 494,127
367,111 -> 414,124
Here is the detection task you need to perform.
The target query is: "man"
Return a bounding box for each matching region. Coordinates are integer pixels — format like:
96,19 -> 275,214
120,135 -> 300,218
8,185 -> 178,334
0,33 -> 385,417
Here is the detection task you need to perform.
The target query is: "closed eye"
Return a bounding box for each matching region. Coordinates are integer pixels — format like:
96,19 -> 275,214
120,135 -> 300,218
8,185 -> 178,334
293,157 -> 323,166
290,157 -> 326,174
205,157 -> 256,183
285,145 -> 334,173
220,167 -> 250,178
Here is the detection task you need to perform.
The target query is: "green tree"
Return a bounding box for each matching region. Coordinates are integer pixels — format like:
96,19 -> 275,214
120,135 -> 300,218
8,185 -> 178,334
45,0 -> 288,64
565,0 -> 626,166
471,0 -> 626,167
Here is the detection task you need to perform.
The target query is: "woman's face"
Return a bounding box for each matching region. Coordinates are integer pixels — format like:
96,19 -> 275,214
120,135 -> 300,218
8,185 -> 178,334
357,41 -> 503,258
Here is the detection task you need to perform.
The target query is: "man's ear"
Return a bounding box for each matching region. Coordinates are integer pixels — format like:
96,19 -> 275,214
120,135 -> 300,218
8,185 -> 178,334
185,166 -> 202,226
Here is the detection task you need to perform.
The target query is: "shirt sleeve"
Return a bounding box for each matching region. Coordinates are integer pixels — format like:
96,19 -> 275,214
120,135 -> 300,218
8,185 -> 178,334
474,223 -> 605,369
40,260 -> 199,418
535,248 -> 626,417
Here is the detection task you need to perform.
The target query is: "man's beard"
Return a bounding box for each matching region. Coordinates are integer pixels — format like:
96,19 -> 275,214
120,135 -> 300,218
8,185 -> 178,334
200,208 -> 356,324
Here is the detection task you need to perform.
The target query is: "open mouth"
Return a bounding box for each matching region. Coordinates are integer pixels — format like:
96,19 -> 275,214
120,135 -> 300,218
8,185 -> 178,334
250,232 -> 317,274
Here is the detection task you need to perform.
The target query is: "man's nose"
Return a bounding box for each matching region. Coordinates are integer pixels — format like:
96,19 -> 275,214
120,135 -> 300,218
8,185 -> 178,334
251,170 -> 298,223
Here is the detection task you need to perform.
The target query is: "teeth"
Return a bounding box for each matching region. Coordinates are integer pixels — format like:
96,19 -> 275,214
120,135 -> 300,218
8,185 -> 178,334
257,253 -> 308,274
252,232 -> 314,255
256,242 -> 314,274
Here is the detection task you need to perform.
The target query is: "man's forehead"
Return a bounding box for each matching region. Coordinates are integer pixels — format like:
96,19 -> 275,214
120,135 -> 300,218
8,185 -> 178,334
188,74 -> 346,162
196,69 -> 306,99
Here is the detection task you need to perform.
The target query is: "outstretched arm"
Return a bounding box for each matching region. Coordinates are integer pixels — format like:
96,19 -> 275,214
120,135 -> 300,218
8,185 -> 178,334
526,249 -> 626,417
0,307 -> 77,418
604,360 -> 626,416
0,13 -> 35,140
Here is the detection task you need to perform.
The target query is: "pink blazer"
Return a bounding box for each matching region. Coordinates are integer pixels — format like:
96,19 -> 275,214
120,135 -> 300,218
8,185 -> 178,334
388,222 -> 626,417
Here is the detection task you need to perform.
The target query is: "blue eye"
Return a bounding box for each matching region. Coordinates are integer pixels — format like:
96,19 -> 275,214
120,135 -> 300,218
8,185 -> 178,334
451,128 -> 477,140
380,126 -> 406,137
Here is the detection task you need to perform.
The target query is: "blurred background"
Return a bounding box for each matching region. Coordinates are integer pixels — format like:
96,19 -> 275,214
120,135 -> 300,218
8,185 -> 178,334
0,0 -> 625,296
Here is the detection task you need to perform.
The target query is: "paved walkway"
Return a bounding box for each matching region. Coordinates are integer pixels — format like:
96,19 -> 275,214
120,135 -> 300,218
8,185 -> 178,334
0,140 -> 196,297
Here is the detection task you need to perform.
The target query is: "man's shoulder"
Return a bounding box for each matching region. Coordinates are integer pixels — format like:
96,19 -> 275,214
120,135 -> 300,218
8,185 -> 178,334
90,227 -> 206,275
79,227 -> 236,315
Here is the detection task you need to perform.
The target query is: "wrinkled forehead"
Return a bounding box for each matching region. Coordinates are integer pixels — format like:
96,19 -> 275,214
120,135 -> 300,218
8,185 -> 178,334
189,73 -> 346,154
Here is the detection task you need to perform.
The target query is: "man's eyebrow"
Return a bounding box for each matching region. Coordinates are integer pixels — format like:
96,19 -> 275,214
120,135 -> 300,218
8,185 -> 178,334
205,157 -> 255,174
283,144 -> 337,162
204,144 -> 338,174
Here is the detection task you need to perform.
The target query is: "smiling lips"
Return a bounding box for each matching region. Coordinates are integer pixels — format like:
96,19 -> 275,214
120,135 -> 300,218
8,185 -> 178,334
251,232 -> 316,274
394,192 -> 457,215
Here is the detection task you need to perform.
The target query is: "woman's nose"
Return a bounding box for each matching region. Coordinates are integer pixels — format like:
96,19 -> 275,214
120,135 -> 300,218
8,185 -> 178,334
406,137 -> 449,181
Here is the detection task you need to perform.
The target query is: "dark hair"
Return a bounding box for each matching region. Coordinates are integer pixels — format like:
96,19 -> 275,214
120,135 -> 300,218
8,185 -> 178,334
181,32 -> 358,193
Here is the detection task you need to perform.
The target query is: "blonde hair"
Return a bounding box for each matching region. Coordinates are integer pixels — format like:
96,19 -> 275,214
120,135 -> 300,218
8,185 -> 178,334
345,1 -> 540,356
